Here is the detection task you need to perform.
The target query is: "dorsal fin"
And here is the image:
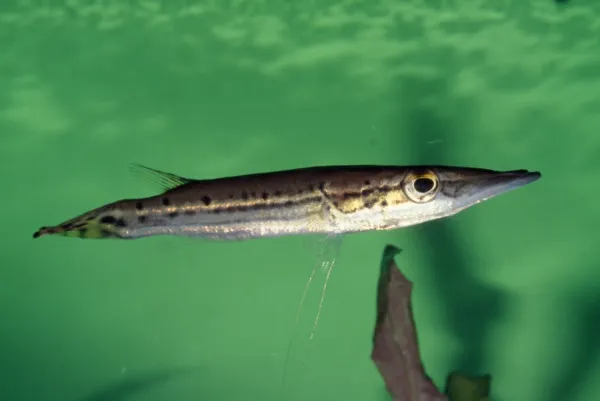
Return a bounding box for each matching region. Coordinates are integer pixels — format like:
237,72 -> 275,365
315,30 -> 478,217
128,163 -> 193,192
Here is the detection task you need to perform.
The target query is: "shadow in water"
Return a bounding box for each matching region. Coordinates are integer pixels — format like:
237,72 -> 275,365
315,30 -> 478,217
78,366 -> 201,401
546,288 -> 600,401
392,74 -> 508,376
393,72 -> 600,400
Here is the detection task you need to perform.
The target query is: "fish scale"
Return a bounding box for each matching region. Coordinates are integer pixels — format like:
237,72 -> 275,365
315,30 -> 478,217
33,164 -> 541,241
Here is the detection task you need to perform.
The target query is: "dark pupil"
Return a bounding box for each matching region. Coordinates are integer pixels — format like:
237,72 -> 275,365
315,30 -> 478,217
414,178 -> 434,193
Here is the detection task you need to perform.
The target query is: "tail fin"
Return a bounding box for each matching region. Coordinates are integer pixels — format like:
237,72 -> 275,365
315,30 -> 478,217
33,210 -> 123,240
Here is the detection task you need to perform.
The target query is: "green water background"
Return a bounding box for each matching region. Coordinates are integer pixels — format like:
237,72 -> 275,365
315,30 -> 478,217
2,1 -> 600,400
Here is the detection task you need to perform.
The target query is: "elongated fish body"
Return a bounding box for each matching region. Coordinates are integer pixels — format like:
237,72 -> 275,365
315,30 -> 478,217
33,165 -> 541,240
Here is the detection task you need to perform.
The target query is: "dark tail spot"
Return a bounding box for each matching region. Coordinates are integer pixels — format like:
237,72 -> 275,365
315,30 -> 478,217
100,229 -> 113,237
100,216 -> 117,225
201,196 -> 211,206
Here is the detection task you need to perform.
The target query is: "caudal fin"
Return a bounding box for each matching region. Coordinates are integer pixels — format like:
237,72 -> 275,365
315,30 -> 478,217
33,210 -> 123,240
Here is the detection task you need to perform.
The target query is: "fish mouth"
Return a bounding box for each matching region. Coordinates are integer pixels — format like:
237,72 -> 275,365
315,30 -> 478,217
467,169 -> 541,204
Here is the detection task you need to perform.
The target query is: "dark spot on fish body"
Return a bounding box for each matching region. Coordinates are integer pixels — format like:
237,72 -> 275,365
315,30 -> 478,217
381,200 -> 388,207
361,189 -> 374,197
100,216 -> 117,225
250,191 -> 256,198
79,228 -> 88,237
346,192 -> 364,200
162,198 -> 170,206
135,202 -> 143,210
241,191 -> 249,200
364,180 -> 371,186
364,200 -> 376,208
168,211 -> 179,218
261,192 -> 269,200
183,210 -> 195,216
284,200 -> 294,207
116,219 -> 127,227
274,190 -> 282,196
201,196 -> 211,206
138,215 -> 147,223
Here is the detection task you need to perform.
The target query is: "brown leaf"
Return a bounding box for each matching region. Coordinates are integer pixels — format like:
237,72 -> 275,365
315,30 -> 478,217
371,245 -> 447,401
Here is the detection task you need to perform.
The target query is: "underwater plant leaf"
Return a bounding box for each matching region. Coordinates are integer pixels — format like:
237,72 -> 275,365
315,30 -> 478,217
371,245 -> 447,401
371,245 -> 493,401
444,372 -> 491,401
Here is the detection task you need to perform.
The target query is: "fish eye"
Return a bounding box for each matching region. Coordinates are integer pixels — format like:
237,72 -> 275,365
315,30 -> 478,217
413,177 -> 435,193
402,172 -> 439,203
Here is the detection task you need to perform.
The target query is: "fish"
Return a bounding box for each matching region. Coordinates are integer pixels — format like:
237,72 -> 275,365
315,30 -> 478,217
32,164 -> 541,240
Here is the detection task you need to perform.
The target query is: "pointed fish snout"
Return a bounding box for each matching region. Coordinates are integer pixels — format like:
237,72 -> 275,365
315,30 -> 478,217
500,170 -> 541,186
467,169 -> 541,202
504,169 -> 540,177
